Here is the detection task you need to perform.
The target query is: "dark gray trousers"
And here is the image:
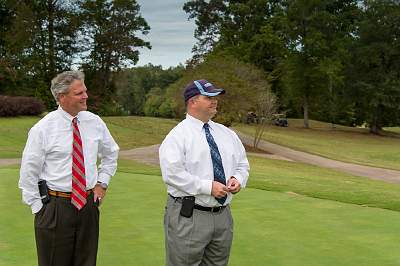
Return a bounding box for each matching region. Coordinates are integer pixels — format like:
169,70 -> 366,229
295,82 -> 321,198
164,196 -> 234,266
34,193 -> 99,266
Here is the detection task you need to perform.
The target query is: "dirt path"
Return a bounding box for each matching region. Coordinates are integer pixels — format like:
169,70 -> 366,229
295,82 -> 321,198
119,144 -> 160,165
235,131 -> 400,184
0,158 -> 21,167
118,144 -> 292,166
2,132 -> 400,184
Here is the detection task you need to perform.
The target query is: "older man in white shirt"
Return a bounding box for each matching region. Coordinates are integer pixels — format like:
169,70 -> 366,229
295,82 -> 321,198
159,79 -> 250,266
19,71 -> 119,266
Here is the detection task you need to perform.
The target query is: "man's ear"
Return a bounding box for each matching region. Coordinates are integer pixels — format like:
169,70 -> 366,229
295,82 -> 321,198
58,94 -> 65,104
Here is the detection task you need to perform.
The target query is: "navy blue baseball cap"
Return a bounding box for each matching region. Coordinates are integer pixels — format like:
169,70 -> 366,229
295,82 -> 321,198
184,79 -> 225,102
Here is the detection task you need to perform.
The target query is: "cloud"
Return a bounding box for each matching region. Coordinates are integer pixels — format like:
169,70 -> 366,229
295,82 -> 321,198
136,0 -> 196,67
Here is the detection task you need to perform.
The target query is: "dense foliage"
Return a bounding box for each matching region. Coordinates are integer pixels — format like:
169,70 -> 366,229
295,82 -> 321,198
183,0 -> 400,133
1,0 -> 399,133
0,96 -> 44,116
0,0 -> 151,115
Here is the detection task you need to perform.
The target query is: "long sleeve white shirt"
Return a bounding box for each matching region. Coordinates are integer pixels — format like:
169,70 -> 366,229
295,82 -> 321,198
159,114 -> 250,207
19,106 -> 119,214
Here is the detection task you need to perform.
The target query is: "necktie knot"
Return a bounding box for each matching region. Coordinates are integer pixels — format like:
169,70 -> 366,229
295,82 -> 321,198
72,117 -> 78,125
203,123 -> 209,129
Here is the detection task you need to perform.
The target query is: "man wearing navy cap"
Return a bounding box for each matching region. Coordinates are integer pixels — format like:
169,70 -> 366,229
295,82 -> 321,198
159,79 -> 250,266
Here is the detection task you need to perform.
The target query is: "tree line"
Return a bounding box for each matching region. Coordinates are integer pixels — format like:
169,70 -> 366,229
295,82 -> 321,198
183,0 -> 400,133
1,0 -> 400,133
0,0 -> 152,114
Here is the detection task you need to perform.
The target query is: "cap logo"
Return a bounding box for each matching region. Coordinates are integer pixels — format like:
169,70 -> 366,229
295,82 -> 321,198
194,80 -> 206,93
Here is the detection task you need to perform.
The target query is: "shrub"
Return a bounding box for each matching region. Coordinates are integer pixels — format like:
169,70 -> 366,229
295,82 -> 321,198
0,96 -> 45,116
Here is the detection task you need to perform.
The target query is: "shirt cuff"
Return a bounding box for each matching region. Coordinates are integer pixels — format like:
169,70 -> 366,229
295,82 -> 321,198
232,174 -> 245,188
31,200 -> 43,214
199,180 -> 213,195
97,173 -> 111,185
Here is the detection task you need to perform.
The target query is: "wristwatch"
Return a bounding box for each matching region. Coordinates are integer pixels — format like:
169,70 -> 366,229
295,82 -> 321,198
97,181 -> 108,190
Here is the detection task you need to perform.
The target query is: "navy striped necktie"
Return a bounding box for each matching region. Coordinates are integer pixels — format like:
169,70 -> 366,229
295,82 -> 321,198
203,123 -> 226,205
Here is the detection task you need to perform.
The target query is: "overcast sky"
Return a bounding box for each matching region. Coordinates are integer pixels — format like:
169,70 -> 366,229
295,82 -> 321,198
135,0 -> 197,68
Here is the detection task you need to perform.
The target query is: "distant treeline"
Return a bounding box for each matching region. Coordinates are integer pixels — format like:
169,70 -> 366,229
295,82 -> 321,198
1,0 -> 400,134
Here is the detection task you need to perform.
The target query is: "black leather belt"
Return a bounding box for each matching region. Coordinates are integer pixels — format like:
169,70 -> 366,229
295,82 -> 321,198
169,194 -> 227,213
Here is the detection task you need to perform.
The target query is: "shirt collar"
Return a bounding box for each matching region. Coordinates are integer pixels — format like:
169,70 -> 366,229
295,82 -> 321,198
186,113 -> 215,132
57,105 -> 80,123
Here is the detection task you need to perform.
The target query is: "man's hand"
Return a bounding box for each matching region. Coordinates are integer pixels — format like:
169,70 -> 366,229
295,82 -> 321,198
211,181 -> 228,198
93,184 -> 107,205
227,177 -> 241,194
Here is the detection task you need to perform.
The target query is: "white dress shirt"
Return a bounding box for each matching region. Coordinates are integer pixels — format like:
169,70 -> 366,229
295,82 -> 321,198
19,106 -> 119,213
159,114 -> 250,207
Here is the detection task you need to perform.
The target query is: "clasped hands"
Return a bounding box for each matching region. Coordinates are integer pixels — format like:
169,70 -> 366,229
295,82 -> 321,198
211,177 -> 241,199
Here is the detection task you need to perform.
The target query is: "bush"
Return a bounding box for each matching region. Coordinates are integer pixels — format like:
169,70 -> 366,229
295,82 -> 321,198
164,54 -> 273,121
0,96 -> 45,116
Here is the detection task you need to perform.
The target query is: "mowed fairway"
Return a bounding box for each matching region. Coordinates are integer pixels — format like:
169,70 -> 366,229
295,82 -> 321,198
2,160 -> 400,266
0,116 -> 178,158
0,117 -> 41,158
2,116 -> 400,265
235,119 -> 400,171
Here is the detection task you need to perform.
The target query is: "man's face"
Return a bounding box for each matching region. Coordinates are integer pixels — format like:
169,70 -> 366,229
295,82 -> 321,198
59,79 -> 88,116
192,95 -> 218,119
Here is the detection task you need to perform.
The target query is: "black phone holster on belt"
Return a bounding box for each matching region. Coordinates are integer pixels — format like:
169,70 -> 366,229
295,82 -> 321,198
38,180 -> 50,204
180,196 -> 195,218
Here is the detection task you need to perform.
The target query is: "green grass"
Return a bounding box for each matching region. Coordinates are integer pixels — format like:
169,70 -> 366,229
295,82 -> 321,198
385,127 -> 400,134
235,119 -> 400,170
0,116 -> 178,158
0,117 -> 41,158
2,116 -> 398,172
102,116 -> 178,150
3,116 -> 400,264
3,160 -> 400,265
248,155 -> 400,211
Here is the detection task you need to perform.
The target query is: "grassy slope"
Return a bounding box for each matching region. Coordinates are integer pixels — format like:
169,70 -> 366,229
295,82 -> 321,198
248,155 -> 400,211
0,116 -> 178,158
2,116 -> 398,171
0,117 -> 41,158
102,116 -> 178,150
234,119 -> 400,170
3,161 -> 400,265
385,127 -> 400,133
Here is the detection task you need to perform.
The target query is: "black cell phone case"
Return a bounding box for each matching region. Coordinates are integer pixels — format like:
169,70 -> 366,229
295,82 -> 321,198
180,196 -> 195,218
38,180 -> 50,204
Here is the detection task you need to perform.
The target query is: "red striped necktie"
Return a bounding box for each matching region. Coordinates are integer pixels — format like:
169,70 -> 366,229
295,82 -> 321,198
71,117 -> 87,210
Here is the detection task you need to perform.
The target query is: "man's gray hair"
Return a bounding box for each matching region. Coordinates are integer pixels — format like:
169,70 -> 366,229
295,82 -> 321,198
50,71 -> 85,103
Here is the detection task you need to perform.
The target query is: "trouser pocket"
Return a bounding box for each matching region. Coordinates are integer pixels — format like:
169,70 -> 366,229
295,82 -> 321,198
35,200 -> 57,229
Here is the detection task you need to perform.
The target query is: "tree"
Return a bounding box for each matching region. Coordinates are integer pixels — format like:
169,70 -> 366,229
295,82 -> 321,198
281,0 -> 359,128
114,64 -> 184,115
0,0 -> 16,94
143,87 -> 163,117
183,0 -> 227,63
184,0 -> 364,129
253,89 -> 277,148
184,0 -> 286,67
349,0 -> 400,134
165,54 -> 275,126
80,0 -> 151,113
2,0 -> 80,108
